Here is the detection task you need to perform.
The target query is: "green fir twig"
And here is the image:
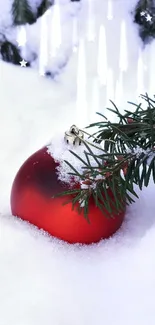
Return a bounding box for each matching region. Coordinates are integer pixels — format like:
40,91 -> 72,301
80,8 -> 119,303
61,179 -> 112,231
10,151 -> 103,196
55,94 -> 155,221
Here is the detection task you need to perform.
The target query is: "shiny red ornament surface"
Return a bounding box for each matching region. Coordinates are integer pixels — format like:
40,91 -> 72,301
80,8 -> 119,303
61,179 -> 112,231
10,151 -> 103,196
11,146 -> 125,244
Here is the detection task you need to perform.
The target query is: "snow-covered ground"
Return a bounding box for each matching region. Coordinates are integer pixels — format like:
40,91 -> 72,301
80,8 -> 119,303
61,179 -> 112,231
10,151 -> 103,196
1,0 -> 155,324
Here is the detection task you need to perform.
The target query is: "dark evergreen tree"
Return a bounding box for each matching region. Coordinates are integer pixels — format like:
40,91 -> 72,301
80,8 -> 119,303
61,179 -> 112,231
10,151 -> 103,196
12,0 -> 35,25
134,0 -> 155,43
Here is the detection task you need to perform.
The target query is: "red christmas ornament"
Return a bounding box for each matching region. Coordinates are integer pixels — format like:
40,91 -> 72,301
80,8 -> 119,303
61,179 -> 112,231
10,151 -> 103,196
11,129 -> 125,244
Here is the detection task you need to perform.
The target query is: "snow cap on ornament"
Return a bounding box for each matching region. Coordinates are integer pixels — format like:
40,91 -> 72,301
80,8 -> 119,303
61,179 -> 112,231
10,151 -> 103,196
47,124 -> 103,186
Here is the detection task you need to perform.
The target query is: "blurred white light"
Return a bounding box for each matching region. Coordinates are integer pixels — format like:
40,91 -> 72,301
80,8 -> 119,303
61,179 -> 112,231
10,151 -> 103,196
115,73 -> 123,107
97,25 -> 107,86
107,0 -> 113,20
119,20 -> 128,72
137,49 -> 144,96
106,68 -> 115,118
87,0 -> 96,41
76,39 -> 88,125
72,18 -> 79,52
16,26 -> 27,47
149,45 -> 155,96
39,14 -> 48,76
90,79 -> 100,122
50,1 -> 62,57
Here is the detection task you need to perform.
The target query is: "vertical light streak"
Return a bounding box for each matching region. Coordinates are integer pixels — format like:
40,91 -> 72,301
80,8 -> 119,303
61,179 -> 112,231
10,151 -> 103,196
137,49 -> 144,97
115,73 -> 123,107
39,14 -> 48,76
119,20 -> 128,72
87,0 -> 96,42
76,39 -> 88,125
97,25 -> 107,86
90,78 -> 100,122
16,26 -> 27,47
50,0 -> 62,57
106,68 -> 115,120
72,17 -> 79,52
107,0 -> 113,20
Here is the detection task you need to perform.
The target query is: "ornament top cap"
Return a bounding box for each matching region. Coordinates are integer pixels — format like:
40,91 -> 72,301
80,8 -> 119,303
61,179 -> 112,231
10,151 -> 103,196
64,125 -> 84,145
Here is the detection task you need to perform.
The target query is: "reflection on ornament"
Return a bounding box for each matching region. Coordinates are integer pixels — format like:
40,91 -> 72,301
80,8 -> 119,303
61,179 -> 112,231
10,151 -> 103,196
119,20 -> 128,72
76,39 -> 87,125
97,25 -> 107,86
107,0 -> 113,20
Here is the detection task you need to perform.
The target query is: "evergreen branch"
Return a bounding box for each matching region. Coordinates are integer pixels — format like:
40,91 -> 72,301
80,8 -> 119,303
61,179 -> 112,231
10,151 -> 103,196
0,41 -> 24,65
145,156 -> 155,186
98,185 -> 113,215
95,112 -> 108,120
152,159 -> 155,183
126,102 -> 143,112
68,150 -> 89,168
82,140 -> 103,168
37,0 -> 51,17
84,150 -> 91,166
57,94 -> 155,221
139,161 -> 146,189
12,0 -> 35,25
63,160 -> 84,179
140,94 -> 155,106
53,188 -> 81,198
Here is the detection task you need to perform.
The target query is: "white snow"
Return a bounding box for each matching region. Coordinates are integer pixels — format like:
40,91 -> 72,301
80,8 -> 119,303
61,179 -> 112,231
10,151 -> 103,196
47,132 -> 103,184
1,0 -> 155,325
0,0 -> 81,76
